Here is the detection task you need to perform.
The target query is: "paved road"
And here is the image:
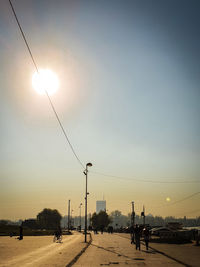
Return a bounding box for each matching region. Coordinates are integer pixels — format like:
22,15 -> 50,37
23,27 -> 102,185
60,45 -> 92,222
0,233 -> 86,267
1,233 -> 198,266
74,233 -> 183,266
117,233 -> 200,267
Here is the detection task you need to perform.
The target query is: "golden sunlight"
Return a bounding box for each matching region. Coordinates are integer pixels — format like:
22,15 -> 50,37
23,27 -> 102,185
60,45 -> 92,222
166,197 -> 171,202
32,69 -> 59,95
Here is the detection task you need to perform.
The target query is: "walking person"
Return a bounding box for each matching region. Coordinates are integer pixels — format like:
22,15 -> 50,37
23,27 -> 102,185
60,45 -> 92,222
18,225 -> 23,240
130,225 -> 134,244
143,227 -> 150,250
134,225 -> 141,250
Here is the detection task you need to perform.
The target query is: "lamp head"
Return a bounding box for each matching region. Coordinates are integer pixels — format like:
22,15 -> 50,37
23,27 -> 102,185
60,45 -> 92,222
86,162 -> 92,167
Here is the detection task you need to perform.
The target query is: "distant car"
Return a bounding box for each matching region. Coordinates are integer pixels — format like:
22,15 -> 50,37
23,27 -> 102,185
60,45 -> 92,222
150,227 -> 172,236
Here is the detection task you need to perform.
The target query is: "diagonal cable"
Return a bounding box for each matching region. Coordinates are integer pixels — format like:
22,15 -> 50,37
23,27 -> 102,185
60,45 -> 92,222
8,0 -> 85,169
91,171 -> 200,184
155,191 -> 200,209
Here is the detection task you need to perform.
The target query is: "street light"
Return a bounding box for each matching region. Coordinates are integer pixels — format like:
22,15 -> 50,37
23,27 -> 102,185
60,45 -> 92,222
79,203 -> 82,231
84,162 -> 92,243
67,199 -> 70,232
71,209 -> 74,229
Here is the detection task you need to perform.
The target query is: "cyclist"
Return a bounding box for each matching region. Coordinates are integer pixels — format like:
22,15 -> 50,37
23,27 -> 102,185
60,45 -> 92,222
53,226 -> 62,243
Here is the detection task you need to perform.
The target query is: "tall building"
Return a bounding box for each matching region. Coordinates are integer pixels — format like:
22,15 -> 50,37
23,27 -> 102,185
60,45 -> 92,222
96,200 -> 106,213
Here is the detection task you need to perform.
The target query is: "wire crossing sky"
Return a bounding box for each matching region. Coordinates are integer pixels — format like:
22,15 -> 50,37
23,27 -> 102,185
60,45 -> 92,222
0,0 -> 200,219
8,0 -> 85,169
155,191 -> 200,209
8,0 -> 200,185
91,171 -> 200,184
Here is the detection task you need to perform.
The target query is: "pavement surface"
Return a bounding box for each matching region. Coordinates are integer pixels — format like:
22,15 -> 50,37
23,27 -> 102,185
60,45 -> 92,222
74,233 -> 184,266
0,232 -> 87,267
1,232 -> 199,266
117,233 -> 200,267
146,238 -> 200,267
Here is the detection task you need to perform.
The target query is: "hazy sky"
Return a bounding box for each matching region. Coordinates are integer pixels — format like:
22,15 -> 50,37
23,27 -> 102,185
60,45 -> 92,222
0,0 -> 200,220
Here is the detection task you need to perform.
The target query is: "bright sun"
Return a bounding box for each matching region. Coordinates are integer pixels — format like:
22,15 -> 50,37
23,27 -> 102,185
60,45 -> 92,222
32,69 -> 59,95
166,197 -> 171,202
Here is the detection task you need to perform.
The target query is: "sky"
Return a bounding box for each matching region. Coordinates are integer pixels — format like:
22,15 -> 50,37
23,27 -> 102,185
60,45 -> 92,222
0,0 -> 200,220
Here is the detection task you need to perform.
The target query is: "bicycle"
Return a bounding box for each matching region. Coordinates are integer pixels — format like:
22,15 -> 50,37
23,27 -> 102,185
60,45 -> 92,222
53,233 -> 62,243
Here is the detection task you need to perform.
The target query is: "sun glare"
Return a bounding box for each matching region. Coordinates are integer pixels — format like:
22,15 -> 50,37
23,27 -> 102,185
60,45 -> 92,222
166,197 -> 171,202
32,69 -> 59,95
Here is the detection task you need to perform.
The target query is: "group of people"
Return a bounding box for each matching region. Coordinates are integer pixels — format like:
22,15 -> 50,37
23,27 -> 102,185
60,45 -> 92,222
131,224 -> 150,251
15,224 -> 150,248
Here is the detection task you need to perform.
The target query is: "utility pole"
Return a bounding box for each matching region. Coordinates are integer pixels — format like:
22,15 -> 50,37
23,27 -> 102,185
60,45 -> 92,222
131,201 -> 135,243
141,205 -> 145,226
71,209 -> 74,229
79,203 -> 82,231
68,199 -> 70,232
131,201 -> 135,227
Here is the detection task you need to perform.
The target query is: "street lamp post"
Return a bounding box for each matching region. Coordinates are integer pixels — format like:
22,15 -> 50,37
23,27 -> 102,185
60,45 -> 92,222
79,203 -> 82,231
141,205 -> 145,226
68,199 -> 70,232
84,162 -> 92,243
131,201 -> 135,243
71,209 -> 74,229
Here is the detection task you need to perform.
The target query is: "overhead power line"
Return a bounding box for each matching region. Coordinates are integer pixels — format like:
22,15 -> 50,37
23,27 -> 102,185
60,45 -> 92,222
8,0 -> 85,169
92,171 -> 200,184
8,0 -> 38,72
175,208 -> 200,217
165,191 -> 200,206
8,0 -> 200,183
156,191 -> 200,209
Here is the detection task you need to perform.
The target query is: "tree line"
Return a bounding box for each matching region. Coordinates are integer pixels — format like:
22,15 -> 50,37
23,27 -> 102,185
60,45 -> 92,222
22,208 -> 62,230
1,209 -> 199,230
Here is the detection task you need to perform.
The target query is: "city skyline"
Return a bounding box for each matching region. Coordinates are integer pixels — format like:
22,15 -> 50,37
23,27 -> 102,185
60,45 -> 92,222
1,0 -> 200,220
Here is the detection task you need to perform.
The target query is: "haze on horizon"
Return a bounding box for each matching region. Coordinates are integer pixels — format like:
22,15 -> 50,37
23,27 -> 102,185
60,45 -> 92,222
0,0 -> 200,221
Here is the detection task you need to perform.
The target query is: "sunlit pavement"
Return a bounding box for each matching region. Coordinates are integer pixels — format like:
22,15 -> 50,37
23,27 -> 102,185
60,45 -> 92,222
74,232 -> 183,266
0,232 -> 86,267
1,232 -> 199,266
117,233 -> 200,267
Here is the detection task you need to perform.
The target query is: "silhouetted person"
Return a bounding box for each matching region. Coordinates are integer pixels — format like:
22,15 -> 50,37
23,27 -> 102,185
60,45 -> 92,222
58,226 -> 62,236
195,230 -> 200,246
53,226 -> 62,242
130,225 -> 134,244
134,225 -> 141,250
108,226 -> 113,234
19,226 -> 23,240
55,226 -> 62,238
143,227 -> 150,250
93,228 -> 98,234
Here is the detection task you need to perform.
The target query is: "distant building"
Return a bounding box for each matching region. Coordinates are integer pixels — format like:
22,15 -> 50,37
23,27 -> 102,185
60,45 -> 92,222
96,200 -> 106,213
